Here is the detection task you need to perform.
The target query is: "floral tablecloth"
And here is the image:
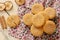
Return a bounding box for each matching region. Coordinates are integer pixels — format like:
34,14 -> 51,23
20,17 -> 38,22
7,0 -> 60,40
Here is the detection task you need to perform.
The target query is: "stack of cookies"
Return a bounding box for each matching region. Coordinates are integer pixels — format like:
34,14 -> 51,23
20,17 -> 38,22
23,3 -> 56,37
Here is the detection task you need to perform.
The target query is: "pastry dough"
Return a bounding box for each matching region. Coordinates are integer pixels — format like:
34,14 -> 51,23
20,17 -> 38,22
6,15 -> 20,28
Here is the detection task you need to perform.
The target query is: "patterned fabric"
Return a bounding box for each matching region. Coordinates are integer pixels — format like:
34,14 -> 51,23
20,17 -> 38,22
8,0 -> 60,40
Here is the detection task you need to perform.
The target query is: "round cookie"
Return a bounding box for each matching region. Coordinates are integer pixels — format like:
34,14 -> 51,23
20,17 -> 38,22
15,0 -> 25,5
31,3 -> 44,14
7,16 -> 16,28
6,15 -> 20,28
0,3 -> 5,11
10,15 -> 20,26
32,13 -> 45,27
43,20 -> 56,34
39,11 -> 49,21
44,7 -> 56,19
30,25 -> 43,37
23,13 -> 33,26
4,1 -> 13,11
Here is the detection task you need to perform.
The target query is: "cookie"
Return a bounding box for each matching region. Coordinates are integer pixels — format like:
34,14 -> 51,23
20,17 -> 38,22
23,13 -> 33,26
30,25 -> 43,37
44,7 -> 56,19
31,3 -> 44,14
39,11 -> 49,21
6,15 -> 20,28
7,16 -> 16,28
10,15 -> 20,26
15,0 -> 25,5
0,3 -> 5,11
43,20 -> 56,34
4,1 -> 13,11
32,13 -> 45,27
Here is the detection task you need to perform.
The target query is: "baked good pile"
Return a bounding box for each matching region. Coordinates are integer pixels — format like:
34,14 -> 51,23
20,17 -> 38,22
8,0 -> 60,40
23,3 -> 56,37
0,0 -> 60,40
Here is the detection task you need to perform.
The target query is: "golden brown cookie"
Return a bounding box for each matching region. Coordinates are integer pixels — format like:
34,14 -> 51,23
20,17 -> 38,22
30,25 -> 43,37
6,15 -> 20,28
31,3 -> 44,14
0,3 -> 5,11
43,20 -> 56,34
7,16 -> 16,28
39,11 -> 49,21
15,0 -> 25,5
4,1 -> 13,11
10,15 -> 20,26
23,13 -> 33,26
44,7 -> 56,19
32,13 -> 45,27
